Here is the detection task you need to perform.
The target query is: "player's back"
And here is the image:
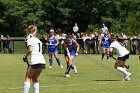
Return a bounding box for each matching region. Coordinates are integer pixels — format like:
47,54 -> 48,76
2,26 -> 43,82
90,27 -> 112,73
110,41 -> 129,57
66,39 -> 76,51
27,37 -> 46,65
27,37 -> 42,55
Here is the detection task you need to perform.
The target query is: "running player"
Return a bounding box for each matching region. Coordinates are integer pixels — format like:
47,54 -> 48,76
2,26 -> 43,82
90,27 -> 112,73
99,31 -> 111,62
23,25 -> 46,93
63,36 -> 79,77
47,29 -> 63,68
109,35 -> 131,81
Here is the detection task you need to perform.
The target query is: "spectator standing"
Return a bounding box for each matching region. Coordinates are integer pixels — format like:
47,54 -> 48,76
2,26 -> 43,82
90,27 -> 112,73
40,35 -> 47,54
138,33 -> 140,59
6,35 -> 12,53
131,35 -> 137,54
100,24 -> 108,38
93,32 -> 99,54
119,32 -> 128,48
73,23 -> 79,38
0,35 -> 7,53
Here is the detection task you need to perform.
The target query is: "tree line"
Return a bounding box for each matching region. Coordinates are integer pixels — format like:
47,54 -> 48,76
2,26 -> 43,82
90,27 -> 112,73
0,0 -> 140,36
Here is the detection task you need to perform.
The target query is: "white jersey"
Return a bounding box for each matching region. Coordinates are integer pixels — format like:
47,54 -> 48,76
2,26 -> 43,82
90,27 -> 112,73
110,41 -> 129,57
27,37 -> 46,65
101,26 -> 108,34
73,26 -> 79,33
25,34 -> 33,42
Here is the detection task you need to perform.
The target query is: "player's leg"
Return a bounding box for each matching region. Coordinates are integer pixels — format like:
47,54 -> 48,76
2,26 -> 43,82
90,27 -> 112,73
102,48 -> 105,60
65,55 -> 77,74
106,48 -> 110,62
70,56 -> 77,74
23,67 -> 37,93
65,56 -> 75,77
49,53 -> 53,68
32,70 -> 42,93
54,53 -> 63,68
115,60 -> 131,80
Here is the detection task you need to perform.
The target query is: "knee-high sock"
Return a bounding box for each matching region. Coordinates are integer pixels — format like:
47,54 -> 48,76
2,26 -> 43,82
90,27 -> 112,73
66,64 -> 74,70
49,59 -> 53,66
66,64 -> 72,74
107,54 -> 109,60
117,67 -> 128,75
71,65 -> 74,70
33,82 -> 39,93
102,53 -> 105,60
56,58 -> 60,65
24,82 -> 30,93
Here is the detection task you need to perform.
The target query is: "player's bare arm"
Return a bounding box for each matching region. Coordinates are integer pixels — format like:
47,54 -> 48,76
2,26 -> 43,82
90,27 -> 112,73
55,36 -> 59,46
74,40 -> 79,55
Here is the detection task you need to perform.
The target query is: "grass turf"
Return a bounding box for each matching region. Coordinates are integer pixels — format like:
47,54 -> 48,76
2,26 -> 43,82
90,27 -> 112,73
0,54 -> 140,93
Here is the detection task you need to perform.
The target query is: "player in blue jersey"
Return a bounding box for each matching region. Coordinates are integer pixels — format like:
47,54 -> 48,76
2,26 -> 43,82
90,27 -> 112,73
47,29 -> 63,68
63,36 -> 79,77
99,31 -> 111,62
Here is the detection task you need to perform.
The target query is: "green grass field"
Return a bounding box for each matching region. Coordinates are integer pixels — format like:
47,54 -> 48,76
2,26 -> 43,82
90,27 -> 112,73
0,54 -> 140,93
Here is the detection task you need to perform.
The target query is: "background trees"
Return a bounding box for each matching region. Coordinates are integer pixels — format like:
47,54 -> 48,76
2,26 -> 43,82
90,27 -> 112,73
0,0 -> 139,36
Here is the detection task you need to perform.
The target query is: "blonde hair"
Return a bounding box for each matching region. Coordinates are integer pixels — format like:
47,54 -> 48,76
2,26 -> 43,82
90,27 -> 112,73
28,25 -> 37,34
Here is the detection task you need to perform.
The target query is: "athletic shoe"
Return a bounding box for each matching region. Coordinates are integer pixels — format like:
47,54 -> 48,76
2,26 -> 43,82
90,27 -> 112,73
73,65 -> 77,74
60,65 -> 63,68
107,59 -> 110,62
65,74 -> 70,78
49,66 -> 52,69
122,77 -> 131,81
124,72 -> 131,80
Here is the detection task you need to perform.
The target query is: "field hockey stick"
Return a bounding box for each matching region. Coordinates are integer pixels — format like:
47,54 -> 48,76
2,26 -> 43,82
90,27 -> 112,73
111,55 -> 130,69
23,55 -> 30,67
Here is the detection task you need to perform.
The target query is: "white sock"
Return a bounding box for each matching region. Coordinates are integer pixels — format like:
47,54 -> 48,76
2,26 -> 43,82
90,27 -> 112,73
117,67 -> 128,75
33,82 -> 39,93
23,82 -> 30,93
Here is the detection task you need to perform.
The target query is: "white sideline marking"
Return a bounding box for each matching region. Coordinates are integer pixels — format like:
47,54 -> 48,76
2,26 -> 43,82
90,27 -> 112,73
7,84 -> 80,90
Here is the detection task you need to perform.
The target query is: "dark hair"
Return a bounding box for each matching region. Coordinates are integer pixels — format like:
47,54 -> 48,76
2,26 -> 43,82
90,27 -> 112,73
66,35 -> 72,39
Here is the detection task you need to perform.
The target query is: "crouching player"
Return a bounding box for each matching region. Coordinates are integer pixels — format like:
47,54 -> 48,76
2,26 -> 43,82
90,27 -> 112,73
23,25 -> 46,93
64,36 -> 79,77
109,35 -> 131,81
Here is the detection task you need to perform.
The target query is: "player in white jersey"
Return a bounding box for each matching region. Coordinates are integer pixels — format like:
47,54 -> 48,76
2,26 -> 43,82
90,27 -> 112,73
109,35 -> 131,81
23,25 -> 46,93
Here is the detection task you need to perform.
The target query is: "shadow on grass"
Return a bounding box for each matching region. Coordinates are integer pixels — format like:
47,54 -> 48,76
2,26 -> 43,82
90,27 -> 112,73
94,80 -> 121,81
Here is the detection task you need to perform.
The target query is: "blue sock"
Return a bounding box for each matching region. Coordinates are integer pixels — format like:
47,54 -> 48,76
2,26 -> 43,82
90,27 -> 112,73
107,54 -> 109,60
71,65 -> 74,70
102,53 -> 105,60
49,59 -> 53,66
66,65 -> 72,74
56,58 -> 60,65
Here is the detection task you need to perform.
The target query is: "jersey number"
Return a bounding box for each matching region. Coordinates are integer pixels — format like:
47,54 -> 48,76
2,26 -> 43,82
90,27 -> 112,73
38,43 -> 41,52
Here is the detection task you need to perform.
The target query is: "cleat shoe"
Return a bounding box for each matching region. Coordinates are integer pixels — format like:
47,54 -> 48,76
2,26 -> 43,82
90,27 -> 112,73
122,77 -> 131,81
60,65 -> 63,68
124,72 -> 131,80
65,74 -> 70,78
73,65 -> 77,74
49,66 -> 52,69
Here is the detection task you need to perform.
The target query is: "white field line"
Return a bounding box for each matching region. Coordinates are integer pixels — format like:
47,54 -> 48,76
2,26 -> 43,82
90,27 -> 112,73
7,83 -> 80,90
8,81 -> 130,90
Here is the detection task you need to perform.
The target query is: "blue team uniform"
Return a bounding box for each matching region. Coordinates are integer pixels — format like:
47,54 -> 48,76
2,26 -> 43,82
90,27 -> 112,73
48,36 -> 58,54
64,39 -> 76,57
101,35 -> 110,48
